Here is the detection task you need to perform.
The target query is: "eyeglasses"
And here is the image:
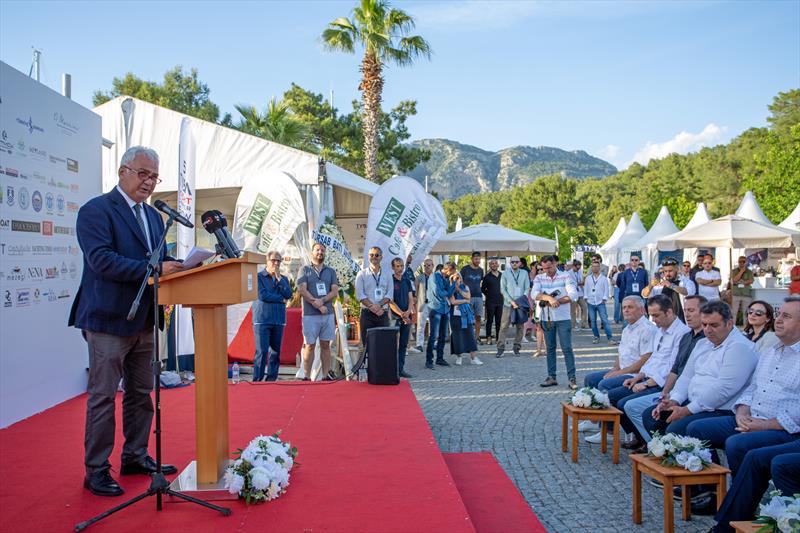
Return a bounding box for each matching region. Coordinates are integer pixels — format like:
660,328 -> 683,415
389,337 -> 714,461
631,258 -> 640,262
369,253 -> 382,258
703,262 -> 713,266
511,260 -> 519,263
269,258 -> 282,263
123,165 -> 161,184
747,309 -> 766,317
683,263 -> 691,267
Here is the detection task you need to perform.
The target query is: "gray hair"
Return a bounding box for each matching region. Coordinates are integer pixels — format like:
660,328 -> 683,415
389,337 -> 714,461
120,146 -> 159,168
622,295 -> 645,309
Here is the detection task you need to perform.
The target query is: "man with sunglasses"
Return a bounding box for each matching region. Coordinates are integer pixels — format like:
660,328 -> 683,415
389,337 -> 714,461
643,257 -> 696,321
619,254 -> 649,305
356,247 -> 394,356
730,256 -> 754,325
496,256 -> 530,358
253,251 -> 293,381
71,146 -> 184,496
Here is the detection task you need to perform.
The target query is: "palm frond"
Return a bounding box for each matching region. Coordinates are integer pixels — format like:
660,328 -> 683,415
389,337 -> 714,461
386,8 -> 414,34
397,35 -> 431,60
321,28 -> 356,53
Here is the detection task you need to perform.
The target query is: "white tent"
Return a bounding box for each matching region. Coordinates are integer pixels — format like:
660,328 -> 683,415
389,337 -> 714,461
598,217 -> 627,267
780,202 -> 800,231
735,190 -> 774,226
658,215 -> 800,250
681,202 -> 713,264
607,212 -> 648,266
627,206 -> 680,270
430,223 -> 556,255
94,96 -> 378,223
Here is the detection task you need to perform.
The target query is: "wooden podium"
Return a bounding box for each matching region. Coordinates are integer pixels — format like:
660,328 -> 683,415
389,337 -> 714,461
157,251 -> 265,494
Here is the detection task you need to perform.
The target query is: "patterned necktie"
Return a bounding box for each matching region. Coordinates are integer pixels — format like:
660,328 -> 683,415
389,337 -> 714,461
133,204 -> 151,251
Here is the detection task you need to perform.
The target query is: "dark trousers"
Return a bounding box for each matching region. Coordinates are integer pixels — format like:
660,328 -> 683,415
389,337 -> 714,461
641,404 -> 732,438
607,384 -> 661,434
426,310 -> 449,364
253,323 -> 284,381
395,318 -> 410,372
360,308 -> 390,348
714,442 -> 800,532
84,329 -> 155,475
485,303 -> 503,339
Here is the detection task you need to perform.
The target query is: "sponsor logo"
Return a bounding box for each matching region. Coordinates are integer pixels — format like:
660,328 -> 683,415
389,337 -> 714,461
45,192 -> 54,213
3,167 -> 19,177
3,290 -> 11,308
12,220 -> 40,233
27,266 -> 44,282
32,245 -> 52,256
69,245 -> 80,255
6,266 -> 25,282
53,113 -> 79,135
31,171 -> 46,183
16,288 -> 32,307
67,201 -> 79,213
0,130 -> 12,154
6,244 -> 30,256
0,187 -> 3,204
67,158 -> 79,172
15,139 -> 26,153
16,116 -> 44,134
56,194 -> 65,215
41,220 -> 53,236
69,261 -> 78,278
45,266 -> 59,279
69,183 -> 79,193
0,219 -> 8,231
31,190 -> 43,212
47,177 -> 56,187
242,193 -> 274,236
28,146 -> 47,159
376,197 -> 406,237
54,225 -> 74,236
33,288 -> 41,304
43,288 -> 57,302
61,262 -> 68,274
18,187 -> 29,210
58,289 -> 70,299
6,185 -> 14,206
49,154 -> 66,165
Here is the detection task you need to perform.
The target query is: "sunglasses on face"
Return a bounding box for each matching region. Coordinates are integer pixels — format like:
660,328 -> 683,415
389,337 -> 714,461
369,253 -> 382,258
511,260 -> 519,263
747,309 -> 766,317
270,258 -> 282,263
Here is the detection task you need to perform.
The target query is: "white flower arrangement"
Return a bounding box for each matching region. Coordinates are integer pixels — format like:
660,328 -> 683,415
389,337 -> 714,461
316,218 -> 357,292
756,490 -> 800,532
569,387 -> 611,409
223,431 -> 298,504
646,432 -> 712,472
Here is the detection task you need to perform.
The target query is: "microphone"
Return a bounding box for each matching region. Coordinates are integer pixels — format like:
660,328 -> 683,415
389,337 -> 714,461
153,200 -> 194,228
201,210 -> 241,259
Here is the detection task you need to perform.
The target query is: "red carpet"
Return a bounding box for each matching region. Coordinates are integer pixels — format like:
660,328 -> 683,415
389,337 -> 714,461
0,381 -> 474,533
443,453 -> 546,533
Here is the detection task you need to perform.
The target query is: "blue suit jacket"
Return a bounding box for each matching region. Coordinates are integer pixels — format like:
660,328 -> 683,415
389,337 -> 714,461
68,188 -> 168,336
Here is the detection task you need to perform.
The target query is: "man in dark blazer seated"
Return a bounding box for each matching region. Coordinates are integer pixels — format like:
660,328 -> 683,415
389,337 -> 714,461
69,146 -> 184,496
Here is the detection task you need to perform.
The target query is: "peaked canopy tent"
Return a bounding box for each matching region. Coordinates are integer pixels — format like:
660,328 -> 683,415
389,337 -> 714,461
681,202 -> 713,264
625,206 -> 680,271
598,217 -> 627,267
603,212 -> 648,268
780,202 -> 800,231
430,223 -> 557,256
735,190 -> 775,227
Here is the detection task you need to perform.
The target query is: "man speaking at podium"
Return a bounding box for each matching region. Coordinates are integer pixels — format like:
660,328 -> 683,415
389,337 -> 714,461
69,146 -> 184,497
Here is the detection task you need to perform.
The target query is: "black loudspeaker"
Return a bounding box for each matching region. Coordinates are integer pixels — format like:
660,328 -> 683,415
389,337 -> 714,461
366,326 -> 399,385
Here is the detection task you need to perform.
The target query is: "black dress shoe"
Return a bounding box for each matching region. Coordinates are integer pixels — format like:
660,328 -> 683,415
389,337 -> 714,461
84,470 -> 124,497
121,456 -> 177,476
399,370 -> 413,378
435,359 -> 451,367
425,362 -> 435,369
690,493 -> 717,515
622,436 -> 644,450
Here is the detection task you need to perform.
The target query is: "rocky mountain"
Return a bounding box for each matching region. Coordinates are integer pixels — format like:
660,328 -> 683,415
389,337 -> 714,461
406,139 -> 617,199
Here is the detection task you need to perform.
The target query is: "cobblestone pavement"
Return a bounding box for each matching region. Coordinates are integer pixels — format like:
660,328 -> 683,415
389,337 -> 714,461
405,319 -> 716,533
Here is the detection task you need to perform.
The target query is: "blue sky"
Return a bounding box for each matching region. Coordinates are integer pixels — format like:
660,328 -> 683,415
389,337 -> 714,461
1,0 -> 798,170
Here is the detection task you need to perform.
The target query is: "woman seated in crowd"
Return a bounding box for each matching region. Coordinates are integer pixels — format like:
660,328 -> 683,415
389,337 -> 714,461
743,300 -> 778,354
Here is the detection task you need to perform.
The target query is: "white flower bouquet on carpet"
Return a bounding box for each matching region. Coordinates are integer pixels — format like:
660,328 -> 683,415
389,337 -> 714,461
223,432 -> 298,504
646,432 -> 712,472
756,490 -> 800,532
568,387 -> 610,409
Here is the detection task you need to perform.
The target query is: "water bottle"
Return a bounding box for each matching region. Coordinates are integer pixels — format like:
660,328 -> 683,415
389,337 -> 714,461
231,362 -> 240,384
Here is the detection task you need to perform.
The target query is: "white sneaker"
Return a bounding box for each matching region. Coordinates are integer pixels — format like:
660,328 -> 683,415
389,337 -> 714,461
578,420 -> 599,432
408,346 -> 422,354
584,431 -> 612,444
455,356 -> 463,365
470,357 -> 483,365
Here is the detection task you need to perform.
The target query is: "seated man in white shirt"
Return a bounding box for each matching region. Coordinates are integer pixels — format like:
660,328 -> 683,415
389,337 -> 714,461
643,299 -> 758,439
587,294 -> 690,448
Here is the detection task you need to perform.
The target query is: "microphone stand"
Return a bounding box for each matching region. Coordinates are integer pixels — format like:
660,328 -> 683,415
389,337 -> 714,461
76,214 -> 231,532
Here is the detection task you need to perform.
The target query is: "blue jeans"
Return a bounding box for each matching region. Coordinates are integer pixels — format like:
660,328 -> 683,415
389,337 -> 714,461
608,385 -> 661,434
623,392 -> 661,442
583,371 -> 633,391
642,405 -> 733,439
253,323 -> 284,381
542,319 -> 575,380
714,442 -> 800,533
426,310 -> 449,364
686,416 -> 800,476
587,302 -> 613,340
613,287 -> 622,323
395,318 -> 410,372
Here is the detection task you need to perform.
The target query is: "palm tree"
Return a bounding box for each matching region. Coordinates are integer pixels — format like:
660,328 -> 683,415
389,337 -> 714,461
321,0 -> 430,182
234,97 -> 310,150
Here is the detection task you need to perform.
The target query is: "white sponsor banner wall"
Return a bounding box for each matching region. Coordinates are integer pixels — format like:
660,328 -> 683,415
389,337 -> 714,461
364,176 -> 448,273
175,117 -> 197,357
0,62 -> 101,427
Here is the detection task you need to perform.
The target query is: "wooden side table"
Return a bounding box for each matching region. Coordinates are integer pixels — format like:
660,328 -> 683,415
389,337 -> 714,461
560,401 -> 622,464
630,453 -> 730,533
729,521 -> 763,532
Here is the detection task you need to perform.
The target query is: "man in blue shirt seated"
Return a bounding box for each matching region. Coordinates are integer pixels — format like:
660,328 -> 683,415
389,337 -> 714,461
253,251 -> 293,381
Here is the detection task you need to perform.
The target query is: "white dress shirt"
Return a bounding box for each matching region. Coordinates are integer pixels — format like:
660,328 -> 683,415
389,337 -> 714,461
735,339 -> 800,434
584,273 -> 610,306
116,185 -> 151,249
651,275 -> 696,297
532,271 -> 579,322
640,318 -> 691,387
617,315 -> 658,369
670,327 -> 758,414
695,269 -> 721,300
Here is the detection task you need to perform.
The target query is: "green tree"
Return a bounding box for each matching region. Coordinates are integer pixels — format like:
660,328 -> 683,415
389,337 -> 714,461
741,124 -> 800,222
93,66 -> 220,123
767,89 -> 800,133
321,0 -> 431,182
233,97 -> 310,149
